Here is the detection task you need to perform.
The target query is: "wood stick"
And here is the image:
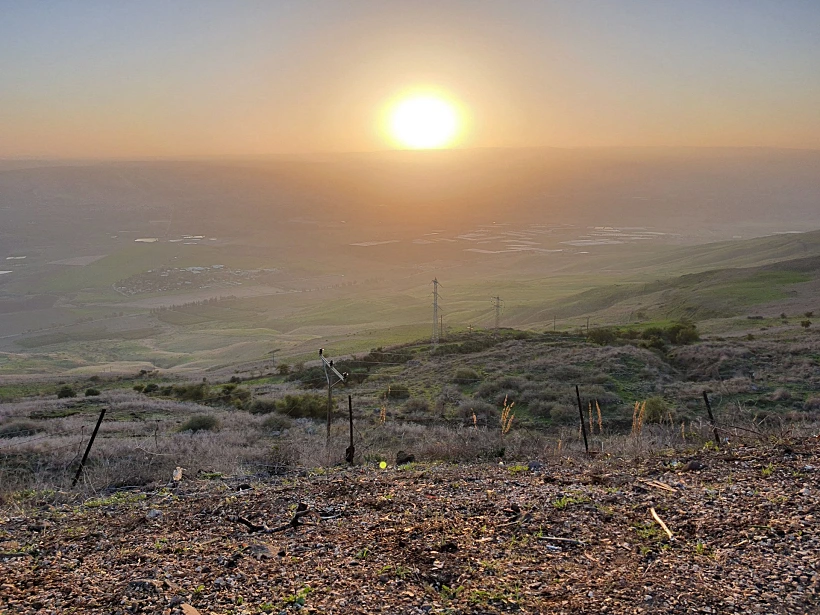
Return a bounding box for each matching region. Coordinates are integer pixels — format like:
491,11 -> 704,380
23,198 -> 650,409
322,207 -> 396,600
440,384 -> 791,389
537,536 -> 587,546
702,391 -> 721,449
576,385 -> 589,454
650,507 -> 673,540
72,408 -> 106,487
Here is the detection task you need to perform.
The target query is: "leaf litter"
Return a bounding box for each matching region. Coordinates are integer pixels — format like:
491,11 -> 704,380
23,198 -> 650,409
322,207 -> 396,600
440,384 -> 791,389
1,439 -> 818,614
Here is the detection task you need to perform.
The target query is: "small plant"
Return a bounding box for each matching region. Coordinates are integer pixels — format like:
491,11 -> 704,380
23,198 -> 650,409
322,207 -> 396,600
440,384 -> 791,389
631,400 -> 647,435
552,493 -> 589,509
57,385 -> 76,399
500,395 -> 515,436
178,415 -> 220,433
84,388 -> 101,397
283,586 -> 312,607
507,465 -> 529,474
801,320 -> 811,329
761,462 -> 775,477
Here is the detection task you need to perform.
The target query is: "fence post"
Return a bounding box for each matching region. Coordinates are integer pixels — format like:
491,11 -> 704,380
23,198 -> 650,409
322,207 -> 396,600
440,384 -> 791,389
702,391 -> 720,449
576,385 -> 589,454
72,408 -> 106,487
345,395 -> 355,464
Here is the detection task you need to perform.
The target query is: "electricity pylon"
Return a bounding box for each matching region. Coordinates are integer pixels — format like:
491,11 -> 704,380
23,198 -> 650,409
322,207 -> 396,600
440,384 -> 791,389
432,278 -> 441,344
492,295 -> 503,330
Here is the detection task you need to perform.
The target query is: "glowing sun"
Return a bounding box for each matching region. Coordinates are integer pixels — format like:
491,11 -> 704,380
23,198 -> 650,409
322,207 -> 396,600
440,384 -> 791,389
387,95 -> 461,149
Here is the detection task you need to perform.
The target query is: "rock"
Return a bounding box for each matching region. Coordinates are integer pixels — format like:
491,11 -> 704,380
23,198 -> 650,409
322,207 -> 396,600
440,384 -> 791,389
527,460 -> 544,471
684,460 -> 704,472
145,509 -> 162,521
396,450 -> 415,465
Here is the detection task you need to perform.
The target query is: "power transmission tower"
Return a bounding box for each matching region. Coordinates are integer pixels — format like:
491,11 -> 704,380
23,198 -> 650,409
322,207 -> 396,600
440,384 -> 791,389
492,296 -> 503,330
432,278 -> 441,344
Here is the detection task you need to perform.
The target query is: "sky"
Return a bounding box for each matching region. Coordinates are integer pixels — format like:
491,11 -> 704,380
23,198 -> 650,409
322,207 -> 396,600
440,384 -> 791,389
2,0 -> 820,158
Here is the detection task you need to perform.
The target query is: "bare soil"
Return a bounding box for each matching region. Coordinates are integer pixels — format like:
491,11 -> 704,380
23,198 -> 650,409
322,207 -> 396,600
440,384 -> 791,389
1,439 -> 818,615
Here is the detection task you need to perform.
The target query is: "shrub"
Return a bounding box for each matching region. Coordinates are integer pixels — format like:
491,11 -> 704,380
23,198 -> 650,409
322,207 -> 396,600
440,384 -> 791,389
804,397 -> 820,411
57,385 -> 76,399
549,404 -> 576,424
143,383 -> 159,394
588,328 -> 617,346
133,384 -> 145,392
801,320 -> 811,329
261,413 -> 293,431
403,398 -> 430,415
178,415 -> 220,433
452,368 -> 480,385
174,383 -> 208,402
249,398 -> 278,415
84,388 -> 101,397
0,421 -> 43,439
277,363 -> 291,375
385,384 -> 410,399
643,396 -> 670,423
770,388 -> 791,402
275,393 -> 327,419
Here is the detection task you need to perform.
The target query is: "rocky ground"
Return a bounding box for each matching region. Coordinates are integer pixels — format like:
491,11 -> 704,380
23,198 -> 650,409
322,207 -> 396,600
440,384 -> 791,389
1,438 -> 818,615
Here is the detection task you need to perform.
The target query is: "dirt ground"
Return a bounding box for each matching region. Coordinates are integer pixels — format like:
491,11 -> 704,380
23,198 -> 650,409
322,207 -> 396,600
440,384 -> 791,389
1,438 -> 818,615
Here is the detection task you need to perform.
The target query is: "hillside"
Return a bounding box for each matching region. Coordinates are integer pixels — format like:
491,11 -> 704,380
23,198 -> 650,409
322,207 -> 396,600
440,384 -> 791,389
1,440 -> 818,614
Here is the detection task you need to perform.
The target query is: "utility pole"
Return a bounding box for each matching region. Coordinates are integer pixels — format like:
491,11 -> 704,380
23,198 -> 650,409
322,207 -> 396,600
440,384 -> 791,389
268,347 -> 281,372
319,349 -> 347,457
492,296 -> 503,330
432,278 -> 441,344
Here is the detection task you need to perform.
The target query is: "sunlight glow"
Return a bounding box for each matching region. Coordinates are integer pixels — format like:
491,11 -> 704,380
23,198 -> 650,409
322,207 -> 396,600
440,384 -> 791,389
387,95 -> 460,149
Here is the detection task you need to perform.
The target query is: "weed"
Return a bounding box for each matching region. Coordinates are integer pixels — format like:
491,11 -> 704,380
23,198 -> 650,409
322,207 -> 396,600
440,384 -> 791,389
761,463 -> 775,477
552,494 -> 590,509
500,395 -> 515,436
507,465 -> 529,474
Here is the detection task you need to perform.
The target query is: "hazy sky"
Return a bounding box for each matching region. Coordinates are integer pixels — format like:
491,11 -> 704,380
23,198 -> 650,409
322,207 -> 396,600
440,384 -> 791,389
2,0 -> 820,157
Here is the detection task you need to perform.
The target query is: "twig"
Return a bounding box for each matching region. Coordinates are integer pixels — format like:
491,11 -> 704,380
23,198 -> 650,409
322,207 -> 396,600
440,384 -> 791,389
0,551 -> 33,558
636,478 -> 677,493
537,536 -> 586,546
650,507 -> 673,540
234,504 -> 316,534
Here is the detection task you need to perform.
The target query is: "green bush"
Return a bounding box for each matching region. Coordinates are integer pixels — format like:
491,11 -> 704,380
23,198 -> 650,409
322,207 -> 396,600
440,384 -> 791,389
249,398 -> 278,415
452,368 -> 480,385
0,421 -> 44,439
385,384 -> 410,399
275,393 -> 327,419
174,383 -> 209,402
143,383 -> 159,394
57,385 -> 76,399
587,328 -> 617,346
84,388 -> 101,397
178,415 -> 220,433
643,396 -> 671,423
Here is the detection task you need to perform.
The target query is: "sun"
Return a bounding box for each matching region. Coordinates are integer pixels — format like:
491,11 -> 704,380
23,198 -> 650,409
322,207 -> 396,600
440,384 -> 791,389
387,95 -> 461,149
